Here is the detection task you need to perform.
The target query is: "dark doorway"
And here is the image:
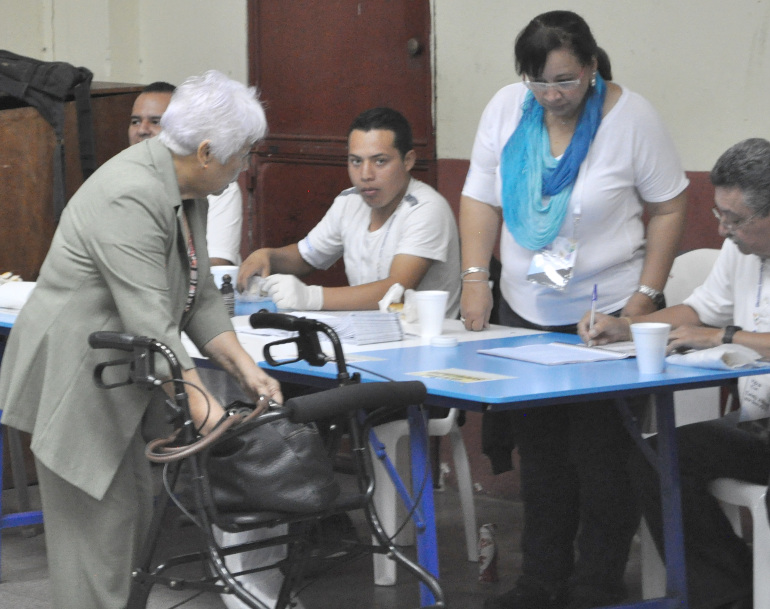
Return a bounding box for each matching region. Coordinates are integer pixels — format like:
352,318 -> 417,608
245,0 -> 434,285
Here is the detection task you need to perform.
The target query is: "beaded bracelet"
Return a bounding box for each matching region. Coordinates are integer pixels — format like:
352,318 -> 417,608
460,266 -> 490,279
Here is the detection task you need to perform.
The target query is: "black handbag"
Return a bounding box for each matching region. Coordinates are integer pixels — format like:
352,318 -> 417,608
203,404 -> 340,514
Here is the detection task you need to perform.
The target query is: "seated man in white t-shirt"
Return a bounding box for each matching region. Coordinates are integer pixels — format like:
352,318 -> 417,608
580,138 -> 770,609
128,82 -> 243,265
237,107 -> 461,318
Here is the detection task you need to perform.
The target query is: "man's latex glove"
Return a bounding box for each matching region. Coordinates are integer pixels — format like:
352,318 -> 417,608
263,274 -> 324,311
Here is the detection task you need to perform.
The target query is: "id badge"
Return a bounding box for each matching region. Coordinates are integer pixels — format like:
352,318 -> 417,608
736,376 -> 770,424
527,236 -> 578,291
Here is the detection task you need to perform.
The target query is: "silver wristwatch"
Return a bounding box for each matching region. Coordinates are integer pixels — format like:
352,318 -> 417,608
636,284 -> 664,306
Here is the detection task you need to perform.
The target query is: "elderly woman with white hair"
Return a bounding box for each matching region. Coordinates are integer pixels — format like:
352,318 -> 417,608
0,70 -> 280,609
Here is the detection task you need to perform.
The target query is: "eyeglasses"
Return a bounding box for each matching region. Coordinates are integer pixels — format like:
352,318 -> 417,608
523,68 -> 586,93
711,205 -> 766,230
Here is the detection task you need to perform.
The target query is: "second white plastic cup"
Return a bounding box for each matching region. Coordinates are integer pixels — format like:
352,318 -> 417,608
630,322 -> 671,374
414,290 -> 449,339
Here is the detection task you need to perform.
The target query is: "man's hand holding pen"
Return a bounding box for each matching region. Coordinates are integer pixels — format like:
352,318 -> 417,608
580,311 -> 722,355
578,312 -> 632,346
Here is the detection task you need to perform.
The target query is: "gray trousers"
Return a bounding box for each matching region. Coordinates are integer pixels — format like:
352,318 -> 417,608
36,431 -> 154,609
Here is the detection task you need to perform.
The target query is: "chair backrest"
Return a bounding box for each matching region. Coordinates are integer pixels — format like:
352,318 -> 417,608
661,248 -> 723,427
664,248 -> 721,306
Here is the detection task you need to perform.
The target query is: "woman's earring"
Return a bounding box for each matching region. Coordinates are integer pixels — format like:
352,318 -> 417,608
591,73 -> 597,87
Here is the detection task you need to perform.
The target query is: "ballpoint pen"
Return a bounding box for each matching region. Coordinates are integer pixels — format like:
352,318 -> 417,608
588,284 -> 598,346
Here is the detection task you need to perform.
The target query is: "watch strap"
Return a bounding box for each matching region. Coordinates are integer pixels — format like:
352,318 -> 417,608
637,284 -> 664,304
722,325 -> 742,344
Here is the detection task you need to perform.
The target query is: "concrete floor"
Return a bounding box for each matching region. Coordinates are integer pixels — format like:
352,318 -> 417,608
0,480 -> 644,609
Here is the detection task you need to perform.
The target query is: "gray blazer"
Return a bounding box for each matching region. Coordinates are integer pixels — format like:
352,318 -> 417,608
0,138 -> 233,500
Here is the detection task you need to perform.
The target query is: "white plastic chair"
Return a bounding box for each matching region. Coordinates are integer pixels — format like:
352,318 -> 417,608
707,478 -> 770,609
662,248 -> 722,427
370,408 -> 477,585
643,381 -> 769,608
639,249 -> 722,438
641,478 -> 770,608
640,248 -> 770,609
641,248 -> 722,598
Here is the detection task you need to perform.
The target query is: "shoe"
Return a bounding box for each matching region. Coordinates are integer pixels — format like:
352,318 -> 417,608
563,584 -> 624,609
483,578 -> 563,609
716,596 -> 753,609
308,513 -> 360,554
296,513 -> 362,577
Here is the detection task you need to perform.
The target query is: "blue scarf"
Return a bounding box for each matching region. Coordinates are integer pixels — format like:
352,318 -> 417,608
500,73 -> 606,250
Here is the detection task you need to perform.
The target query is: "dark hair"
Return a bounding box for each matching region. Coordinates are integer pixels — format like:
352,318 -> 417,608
347,107 -> 413,159
514,10 -> 612,81
142,81 -> 176,94
710,138 -> 770,215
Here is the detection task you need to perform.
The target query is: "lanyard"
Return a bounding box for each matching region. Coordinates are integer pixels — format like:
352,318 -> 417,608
181,209 -> 198,313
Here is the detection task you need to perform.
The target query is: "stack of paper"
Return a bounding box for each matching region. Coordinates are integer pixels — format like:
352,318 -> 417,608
325,311 -> 404,345
478,341 -> 632,365
238,311 -> 404,345
0,281 -> 35,310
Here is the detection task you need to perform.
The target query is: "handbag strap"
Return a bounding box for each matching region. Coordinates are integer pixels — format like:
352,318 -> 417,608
144,396 -> 276,463
145,412 -> 242,463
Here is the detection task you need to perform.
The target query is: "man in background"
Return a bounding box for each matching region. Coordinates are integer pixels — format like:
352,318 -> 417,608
129,81 -> 243,266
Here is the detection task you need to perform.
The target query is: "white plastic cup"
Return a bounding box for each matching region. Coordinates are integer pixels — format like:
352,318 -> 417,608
630,322 -> 671,374
414,290 -> 449,339
210,265 -> 239,289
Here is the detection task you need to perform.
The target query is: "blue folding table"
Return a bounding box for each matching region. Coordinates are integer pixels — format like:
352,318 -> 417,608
256,329 -> 770,609
0,311 -> 44,581
3,307 -> 768,607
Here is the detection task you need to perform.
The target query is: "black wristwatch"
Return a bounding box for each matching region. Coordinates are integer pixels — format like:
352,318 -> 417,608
722,325 -> 742,344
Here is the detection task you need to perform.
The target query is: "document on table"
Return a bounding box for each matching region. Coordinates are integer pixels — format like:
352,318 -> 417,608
236,310 -> 403,345
478,341 -> 634,365
408,368 -> 515,383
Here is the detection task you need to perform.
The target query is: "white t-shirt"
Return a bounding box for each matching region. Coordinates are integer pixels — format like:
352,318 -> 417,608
207,182 -> 243,265
298,178 -> 461,317
684,239 -> 770,421
463,83 -> 689,326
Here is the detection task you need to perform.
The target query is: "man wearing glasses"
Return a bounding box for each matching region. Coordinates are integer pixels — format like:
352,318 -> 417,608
580,138 -> 770,609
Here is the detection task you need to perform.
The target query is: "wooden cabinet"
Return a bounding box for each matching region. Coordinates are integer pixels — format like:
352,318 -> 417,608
0,83 -> 142,281
0,84 -> 142,489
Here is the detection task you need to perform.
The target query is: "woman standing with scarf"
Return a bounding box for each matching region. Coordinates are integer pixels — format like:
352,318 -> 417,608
460,11 -> 687,609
